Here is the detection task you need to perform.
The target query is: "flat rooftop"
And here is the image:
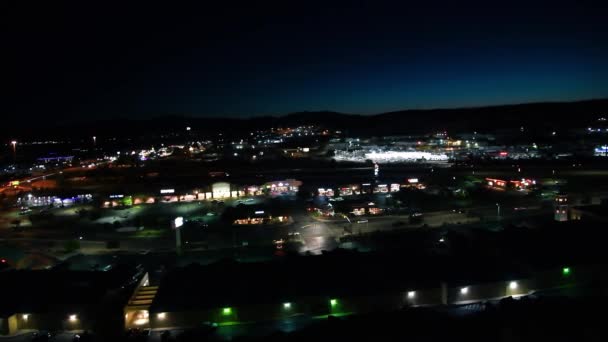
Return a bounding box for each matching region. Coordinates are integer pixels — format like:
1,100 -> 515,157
150,250 -> 529,312
0,265 -> 139,316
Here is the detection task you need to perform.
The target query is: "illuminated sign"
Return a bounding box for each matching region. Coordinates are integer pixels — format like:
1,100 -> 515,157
172,217 -> 184,229
254,210 -> 265,215
160,189 -> 175,194
109,194 -> 124,199
407,178 -> 419,183
10,181 -> 20,187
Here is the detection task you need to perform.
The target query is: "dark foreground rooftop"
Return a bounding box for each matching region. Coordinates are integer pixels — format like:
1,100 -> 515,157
151,250 -> 529,312
0,264 -> 140,316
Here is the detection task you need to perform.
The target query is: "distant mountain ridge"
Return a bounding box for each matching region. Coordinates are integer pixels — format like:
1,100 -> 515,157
9,98 -> 608,140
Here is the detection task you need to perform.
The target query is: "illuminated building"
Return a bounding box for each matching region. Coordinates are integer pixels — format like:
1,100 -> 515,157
334,150 -> 449,163
347,201 -> 383,216
212,182 -> 232,199
339,187 -> 354,196
124,278 -> 157,329
263,179 -> 302,196
554,194 -> 569,222
229,206 -> 292,225
374,184 -> 389,193
318,188 -> 335,197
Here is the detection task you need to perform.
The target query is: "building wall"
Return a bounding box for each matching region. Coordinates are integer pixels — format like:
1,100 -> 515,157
0,316 -> 17,336
0,312 -> 87,335
147,276 -> 567,330
8,316 -> 17,335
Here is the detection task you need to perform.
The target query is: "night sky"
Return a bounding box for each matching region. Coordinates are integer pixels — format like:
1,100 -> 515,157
4,1 -> 608,125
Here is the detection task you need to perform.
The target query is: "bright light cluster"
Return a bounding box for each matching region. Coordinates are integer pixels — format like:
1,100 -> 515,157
365,151 -> 449,162
334,150 -> 449,163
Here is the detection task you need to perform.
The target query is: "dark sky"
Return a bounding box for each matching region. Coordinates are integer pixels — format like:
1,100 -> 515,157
3,1 -> 608,125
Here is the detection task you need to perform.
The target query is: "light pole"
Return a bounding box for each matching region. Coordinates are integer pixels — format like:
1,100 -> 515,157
496,203 -> 501,220
92,136 -> 96,146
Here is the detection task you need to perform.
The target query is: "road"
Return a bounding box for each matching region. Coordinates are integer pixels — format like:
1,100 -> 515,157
0,203 -> 545,263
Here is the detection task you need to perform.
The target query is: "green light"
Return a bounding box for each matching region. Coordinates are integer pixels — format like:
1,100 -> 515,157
562,267 -> 571,276
330,299 -> 338,307
222,307 -> 232,315
283,302 -> 291,309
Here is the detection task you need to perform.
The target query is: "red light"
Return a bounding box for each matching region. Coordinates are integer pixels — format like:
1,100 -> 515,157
499,151 -> 508,156
1,259 -> 6,263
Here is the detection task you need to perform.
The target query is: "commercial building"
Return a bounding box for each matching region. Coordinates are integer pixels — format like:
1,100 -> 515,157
224,205 -> 292,225
0,266 -> 144,335
99,179 -> 301,208
131,253 -> 585,331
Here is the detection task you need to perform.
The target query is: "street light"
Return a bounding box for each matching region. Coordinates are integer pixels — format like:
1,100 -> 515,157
11,141 -> 16,160
496,203 -> 501,220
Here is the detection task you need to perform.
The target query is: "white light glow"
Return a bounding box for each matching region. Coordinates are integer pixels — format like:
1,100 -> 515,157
134,318 -> 148,325
460,287 -> 468,295
69,314 -> 77,322
509,281 -> 518,290
333,150 -> 449,163
407,291 -> 415,299
157,312 -> 166,319
366,151 -> 449,162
